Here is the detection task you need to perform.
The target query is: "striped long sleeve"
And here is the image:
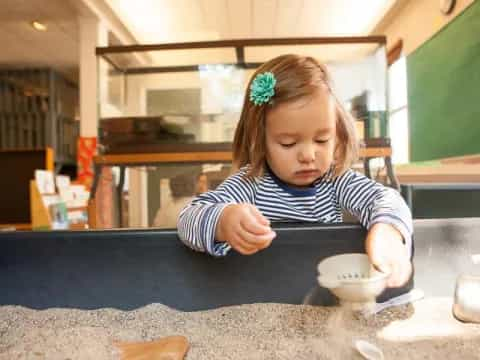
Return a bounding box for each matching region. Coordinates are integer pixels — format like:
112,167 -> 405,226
333,169 -> 413,257
177,167 -> 413,258
177,169 -> 258,257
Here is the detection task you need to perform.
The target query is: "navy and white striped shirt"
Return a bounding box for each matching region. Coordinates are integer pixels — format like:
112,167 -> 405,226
177,166 -> 413,257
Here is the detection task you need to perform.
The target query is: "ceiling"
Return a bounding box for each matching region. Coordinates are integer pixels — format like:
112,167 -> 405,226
0,0 -> 80,82
106,0 -> 396,43
0,0 -> 399,84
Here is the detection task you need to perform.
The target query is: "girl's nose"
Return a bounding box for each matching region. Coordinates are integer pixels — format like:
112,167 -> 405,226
298,144 -> 315,163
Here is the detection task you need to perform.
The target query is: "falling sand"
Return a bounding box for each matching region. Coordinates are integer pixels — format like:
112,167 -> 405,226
1,298 -> 480,359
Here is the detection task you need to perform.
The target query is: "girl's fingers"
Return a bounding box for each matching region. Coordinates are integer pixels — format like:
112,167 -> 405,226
238,224 -> 276,248
248,205 -> 271,226
386,263 -> 400,287
240,212 -> 272,236
252,231 -> 276,249
376,258 -> 400,287
234,243 -> 259,255
224,205 -> 275,255
229,233 -> 259,255
397,260 -> 412,286
386,260 -> 412,287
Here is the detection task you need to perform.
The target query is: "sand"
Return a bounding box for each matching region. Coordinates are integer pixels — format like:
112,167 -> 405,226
1,298 -> 480,359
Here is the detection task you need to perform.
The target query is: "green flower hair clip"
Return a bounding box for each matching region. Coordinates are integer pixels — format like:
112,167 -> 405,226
249,72 -> 276,106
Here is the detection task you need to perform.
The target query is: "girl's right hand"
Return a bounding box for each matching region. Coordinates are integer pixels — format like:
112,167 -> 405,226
216,204 -> 276,255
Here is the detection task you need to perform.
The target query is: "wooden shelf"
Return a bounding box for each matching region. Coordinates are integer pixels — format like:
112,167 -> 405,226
94,147 -> 391,166
0,223 -> 31,231
94,151 -> 232,166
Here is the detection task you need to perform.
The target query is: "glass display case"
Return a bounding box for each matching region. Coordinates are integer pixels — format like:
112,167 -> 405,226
93,37 -> 392,229
97,37 -> 388,151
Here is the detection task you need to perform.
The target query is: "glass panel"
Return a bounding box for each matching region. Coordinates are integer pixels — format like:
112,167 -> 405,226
338,46 -> 388,139
106,48 -> 237,69
98,57 -> 125,117
149,163 -> 233,229
97,42 -> 388,150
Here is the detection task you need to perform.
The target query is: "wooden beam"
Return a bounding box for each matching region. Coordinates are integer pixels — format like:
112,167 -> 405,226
94,147 -> 391,166
94,151 -> 233,165
0,223 -> 32,230
387,39 -> 403,66
96,36 -> 387,55
101,54 -> 124,73
361,147 -> 392,158
235,46 -> 245,65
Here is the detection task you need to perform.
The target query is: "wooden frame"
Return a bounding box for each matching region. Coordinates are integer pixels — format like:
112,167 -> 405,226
93,148 -> 391,166
387,39 -> 403,66
96,36 -> 387,75
94,151 -> 232,166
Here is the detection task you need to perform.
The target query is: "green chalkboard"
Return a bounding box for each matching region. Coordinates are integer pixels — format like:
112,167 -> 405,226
407,2 -> 480,162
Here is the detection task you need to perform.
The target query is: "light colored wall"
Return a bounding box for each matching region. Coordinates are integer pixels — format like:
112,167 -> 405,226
125,72 -> 202,116
374,0 -> 475,55
79,18 -> 108,137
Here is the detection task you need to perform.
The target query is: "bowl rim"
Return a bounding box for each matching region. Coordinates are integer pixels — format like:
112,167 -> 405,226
317,253 -> 390,285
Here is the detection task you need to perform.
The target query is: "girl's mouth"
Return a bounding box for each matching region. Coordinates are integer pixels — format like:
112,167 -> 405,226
295,170 -> 319,178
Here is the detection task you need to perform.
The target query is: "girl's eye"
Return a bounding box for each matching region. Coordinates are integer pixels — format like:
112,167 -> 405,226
280,143 -> 295,148
315,139 -> 330,144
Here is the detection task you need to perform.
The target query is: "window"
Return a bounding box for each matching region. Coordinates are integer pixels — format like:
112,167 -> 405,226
388,56 -> 409,164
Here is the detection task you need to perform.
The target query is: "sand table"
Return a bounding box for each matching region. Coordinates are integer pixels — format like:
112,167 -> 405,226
1,297 -> 479,359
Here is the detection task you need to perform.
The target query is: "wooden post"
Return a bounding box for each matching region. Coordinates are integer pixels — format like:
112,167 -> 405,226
29,180 -> 51,230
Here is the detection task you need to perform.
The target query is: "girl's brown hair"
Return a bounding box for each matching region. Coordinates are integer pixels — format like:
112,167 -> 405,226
233,54 -> 358,178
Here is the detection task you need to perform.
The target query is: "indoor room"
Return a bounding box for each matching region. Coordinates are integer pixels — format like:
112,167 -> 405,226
1,0 -> 479,359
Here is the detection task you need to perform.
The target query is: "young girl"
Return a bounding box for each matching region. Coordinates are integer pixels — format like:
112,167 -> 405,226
178,54 -> 412,287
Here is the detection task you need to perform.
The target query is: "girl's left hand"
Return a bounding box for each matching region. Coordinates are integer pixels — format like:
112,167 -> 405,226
365,223 -> 412,287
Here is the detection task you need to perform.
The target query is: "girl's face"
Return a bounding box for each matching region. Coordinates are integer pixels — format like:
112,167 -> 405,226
265,88 -> 336,188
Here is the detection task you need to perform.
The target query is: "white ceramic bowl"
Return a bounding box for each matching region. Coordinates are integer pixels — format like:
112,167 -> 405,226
317,253 -> 389,306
